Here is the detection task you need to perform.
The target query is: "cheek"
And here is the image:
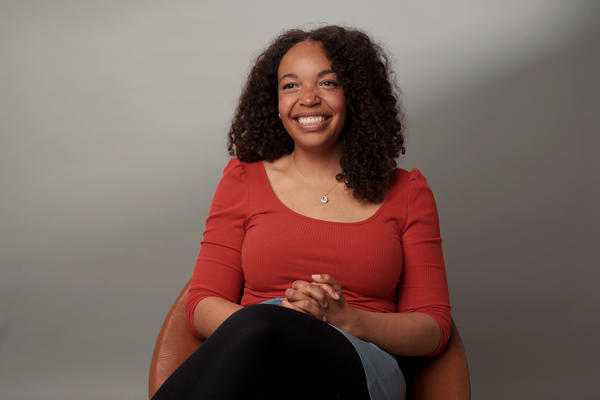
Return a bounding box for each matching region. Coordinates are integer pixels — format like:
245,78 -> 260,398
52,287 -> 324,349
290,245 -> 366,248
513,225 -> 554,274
277,99 -> 294,134
330,93 -> 347,114
278,95 -> 292,113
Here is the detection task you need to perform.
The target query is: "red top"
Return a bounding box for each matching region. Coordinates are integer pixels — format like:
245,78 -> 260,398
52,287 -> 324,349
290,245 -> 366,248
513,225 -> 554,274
186,158 -> 452,355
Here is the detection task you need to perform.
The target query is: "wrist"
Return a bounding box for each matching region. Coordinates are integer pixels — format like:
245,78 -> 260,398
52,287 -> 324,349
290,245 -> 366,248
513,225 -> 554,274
340,306 -> 363,337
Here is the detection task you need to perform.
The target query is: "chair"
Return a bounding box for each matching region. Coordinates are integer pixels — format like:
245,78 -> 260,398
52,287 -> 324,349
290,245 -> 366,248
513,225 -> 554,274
149,280 -> 471,399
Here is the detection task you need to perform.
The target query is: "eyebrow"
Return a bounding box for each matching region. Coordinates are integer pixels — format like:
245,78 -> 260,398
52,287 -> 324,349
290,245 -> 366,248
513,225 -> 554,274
278,69 -> 336,83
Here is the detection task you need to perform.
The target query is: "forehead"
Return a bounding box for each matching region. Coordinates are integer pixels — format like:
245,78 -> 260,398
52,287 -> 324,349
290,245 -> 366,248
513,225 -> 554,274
278,41 -> 332,77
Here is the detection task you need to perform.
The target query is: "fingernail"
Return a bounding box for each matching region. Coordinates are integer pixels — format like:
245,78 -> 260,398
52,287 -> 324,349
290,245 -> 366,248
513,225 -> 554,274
322,300 -> 328,308
322,316 -> 327,322
312,274 -> 322,280
333,292 -> 340,300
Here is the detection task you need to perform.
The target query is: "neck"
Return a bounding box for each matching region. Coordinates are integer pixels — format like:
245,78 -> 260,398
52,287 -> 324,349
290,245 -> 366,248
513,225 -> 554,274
291,147 -> 342,183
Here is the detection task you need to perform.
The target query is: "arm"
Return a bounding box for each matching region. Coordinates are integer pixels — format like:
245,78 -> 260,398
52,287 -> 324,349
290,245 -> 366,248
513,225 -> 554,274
396,168 -> 452,355
285,275 -> 441,356
185,159 -> 248,339
332,301 -> 441,356
193,297 -> 243,338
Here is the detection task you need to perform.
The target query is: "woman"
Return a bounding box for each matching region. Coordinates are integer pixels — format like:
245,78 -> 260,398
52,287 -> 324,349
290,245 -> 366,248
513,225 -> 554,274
153,25 -> 451,400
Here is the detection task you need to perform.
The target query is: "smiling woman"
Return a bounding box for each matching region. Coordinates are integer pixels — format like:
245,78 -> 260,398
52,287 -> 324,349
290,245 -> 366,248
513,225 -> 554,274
228,26 -> 404,204
277,41 -> 347,153
152,25 -> 452,400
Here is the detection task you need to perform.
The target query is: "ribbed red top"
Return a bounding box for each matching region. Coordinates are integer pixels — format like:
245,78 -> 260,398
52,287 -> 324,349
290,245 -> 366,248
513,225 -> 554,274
186,158 -> 452,355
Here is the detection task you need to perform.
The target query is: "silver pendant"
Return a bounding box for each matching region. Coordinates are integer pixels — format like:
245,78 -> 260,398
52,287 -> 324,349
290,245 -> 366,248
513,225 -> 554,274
321,195 -> 329,204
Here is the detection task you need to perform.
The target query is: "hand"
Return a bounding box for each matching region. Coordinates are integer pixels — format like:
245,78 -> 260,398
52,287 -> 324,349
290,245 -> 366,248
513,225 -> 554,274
309,274 -> 356,331
281,280 -> 330,321
282,274 -> 358,332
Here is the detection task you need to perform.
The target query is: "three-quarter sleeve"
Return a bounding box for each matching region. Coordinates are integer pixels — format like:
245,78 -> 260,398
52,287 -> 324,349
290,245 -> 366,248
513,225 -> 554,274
185,158 -> 248,337
398,168 -> 452,356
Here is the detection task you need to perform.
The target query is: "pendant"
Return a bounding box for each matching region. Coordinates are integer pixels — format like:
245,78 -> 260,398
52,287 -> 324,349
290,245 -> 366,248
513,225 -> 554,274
320,195 -> 329,204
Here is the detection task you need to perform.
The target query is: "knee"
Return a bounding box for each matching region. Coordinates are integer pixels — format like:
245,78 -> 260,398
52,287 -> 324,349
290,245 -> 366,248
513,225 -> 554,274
219,304 -> 286,348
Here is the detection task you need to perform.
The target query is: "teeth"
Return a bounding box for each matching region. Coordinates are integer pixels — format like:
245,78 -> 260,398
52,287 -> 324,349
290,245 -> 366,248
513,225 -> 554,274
297,116 -> 326,124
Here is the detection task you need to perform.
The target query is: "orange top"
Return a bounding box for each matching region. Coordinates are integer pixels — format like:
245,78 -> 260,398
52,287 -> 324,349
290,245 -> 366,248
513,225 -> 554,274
186,158 -> 452,355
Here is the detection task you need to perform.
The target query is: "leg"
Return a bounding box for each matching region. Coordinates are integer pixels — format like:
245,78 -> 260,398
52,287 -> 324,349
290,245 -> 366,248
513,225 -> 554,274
152,304 -> 370,400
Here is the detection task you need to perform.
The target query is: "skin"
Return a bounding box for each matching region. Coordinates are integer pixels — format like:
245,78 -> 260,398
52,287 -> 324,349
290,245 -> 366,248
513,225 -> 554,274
277,40 -> 347,157
194,40 -> 441,356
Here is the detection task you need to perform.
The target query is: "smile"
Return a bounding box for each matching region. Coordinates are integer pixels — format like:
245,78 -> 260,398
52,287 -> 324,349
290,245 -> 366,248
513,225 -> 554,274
294,114 -> 332,129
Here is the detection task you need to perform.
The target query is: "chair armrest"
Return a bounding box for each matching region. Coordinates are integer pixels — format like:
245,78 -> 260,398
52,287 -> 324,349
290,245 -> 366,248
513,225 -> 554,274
148,281 -> 203,398
399,322 -> 471,400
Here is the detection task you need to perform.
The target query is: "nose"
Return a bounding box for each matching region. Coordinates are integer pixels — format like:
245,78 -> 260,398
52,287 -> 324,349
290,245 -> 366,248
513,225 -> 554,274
300,85 -> 321,106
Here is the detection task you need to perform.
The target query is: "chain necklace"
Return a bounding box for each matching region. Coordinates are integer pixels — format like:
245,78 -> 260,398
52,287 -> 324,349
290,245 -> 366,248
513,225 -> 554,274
291,152 -> 340,204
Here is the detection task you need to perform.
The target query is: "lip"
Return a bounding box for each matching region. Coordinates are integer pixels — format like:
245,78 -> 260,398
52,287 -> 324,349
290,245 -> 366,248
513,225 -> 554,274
291,113 -> 333,132
292,112 -> 332,118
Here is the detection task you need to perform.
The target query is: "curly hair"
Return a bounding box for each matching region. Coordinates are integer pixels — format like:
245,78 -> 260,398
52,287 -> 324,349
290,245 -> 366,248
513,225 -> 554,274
227,25 -> 405,203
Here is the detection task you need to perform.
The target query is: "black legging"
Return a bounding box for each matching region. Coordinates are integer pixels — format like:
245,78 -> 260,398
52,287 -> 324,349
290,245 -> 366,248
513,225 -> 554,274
152,304 -> 371,400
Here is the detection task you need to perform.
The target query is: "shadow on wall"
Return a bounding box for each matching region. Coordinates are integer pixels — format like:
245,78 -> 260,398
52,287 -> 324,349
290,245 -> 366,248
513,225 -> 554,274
403,30 -> 599,399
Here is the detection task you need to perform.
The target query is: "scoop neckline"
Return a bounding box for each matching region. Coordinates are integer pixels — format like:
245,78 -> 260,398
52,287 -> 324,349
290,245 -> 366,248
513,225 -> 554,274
258,160 -> 388,226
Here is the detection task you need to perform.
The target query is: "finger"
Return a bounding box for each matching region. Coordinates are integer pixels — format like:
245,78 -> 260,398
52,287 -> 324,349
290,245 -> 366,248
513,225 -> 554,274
291,280 -> 310,290
285,288 -> 320,307
312,282 -> 341,300
311,274 -> 342,291
281,299 -> 306,314
295,283 -> 329,308
284,298 -> 327,321
311,274 -> 341,299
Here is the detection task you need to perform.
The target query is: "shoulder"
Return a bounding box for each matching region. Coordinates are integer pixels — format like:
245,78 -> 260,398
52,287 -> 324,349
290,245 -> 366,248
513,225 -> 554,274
221,158 -> 262,177
392,167 -> 433,193
397,168 -> 439,215
218,158 -> 272,191
384,168 -> 436,212
222,158 -> 245,174
394,167 -> 428,182
389,167 -> 429,193
214,159 -> 251,194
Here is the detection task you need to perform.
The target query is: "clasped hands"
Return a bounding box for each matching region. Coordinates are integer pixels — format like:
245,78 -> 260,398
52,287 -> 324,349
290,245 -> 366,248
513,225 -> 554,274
281,274 -> 357,332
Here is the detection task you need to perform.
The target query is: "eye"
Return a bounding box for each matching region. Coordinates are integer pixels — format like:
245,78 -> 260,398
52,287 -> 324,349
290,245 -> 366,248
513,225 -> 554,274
281,82 -> 298,90
320,80 -> 339,88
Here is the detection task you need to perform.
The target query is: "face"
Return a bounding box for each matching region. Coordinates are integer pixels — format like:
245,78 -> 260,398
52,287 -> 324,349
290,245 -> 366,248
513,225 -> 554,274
277,41 -> 347,153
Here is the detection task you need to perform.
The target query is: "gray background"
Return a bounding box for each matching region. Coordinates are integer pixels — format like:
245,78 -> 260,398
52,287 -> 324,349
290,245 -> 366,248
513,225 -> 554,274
1,0 -> 598,398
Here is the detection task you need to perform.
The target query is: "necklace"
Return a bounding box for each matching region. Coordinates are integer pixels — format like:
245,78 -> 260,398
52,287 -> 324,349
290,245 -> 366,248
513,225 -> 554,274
291,152 -> 340,204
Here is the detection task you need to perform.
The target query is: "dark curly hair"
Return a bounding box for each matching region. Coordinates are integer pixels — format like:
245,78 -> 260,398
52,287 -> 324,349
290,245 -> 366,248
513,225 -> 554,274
227,25 -> 405,203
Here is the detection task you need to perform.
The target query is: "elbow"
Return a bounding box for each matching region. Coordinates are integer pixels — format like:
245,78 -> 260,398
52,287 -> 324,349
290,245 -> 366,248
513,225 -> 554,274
185,292 -> 206,339
421,307 -> 452,357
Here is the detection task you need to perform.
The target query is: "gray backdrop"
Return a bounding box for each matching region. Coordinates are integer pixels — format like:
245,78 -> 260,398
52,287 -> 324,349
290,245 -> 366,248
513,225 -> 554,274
1,0 -> 598,398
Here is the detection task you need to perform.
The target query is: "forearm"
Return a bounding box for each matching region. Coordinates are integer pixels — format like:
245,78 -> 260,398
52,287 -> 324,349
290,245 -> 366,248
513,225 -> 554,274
342,308 -> 441,356
193,296 -> 243,338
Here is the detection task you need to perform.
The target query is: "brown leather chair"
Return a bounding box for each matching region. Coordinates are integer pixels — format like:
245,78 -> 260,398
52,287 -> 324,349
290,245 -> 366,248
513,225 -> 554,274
149,280 -> 470,399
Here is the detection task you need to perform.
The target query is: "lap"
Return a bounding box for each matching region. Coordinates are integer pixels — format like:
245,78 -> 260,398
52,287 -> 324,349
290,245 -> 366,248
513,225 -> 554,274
154,304 -> 371,400
261,299 -> 406,400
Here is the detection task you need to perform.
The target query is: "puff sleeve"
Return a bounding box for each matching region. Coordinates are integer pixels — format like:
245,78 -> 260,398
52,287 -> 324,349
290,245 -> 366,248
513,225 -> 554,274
185,159 -> 248,336
398,168 -> 452,356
